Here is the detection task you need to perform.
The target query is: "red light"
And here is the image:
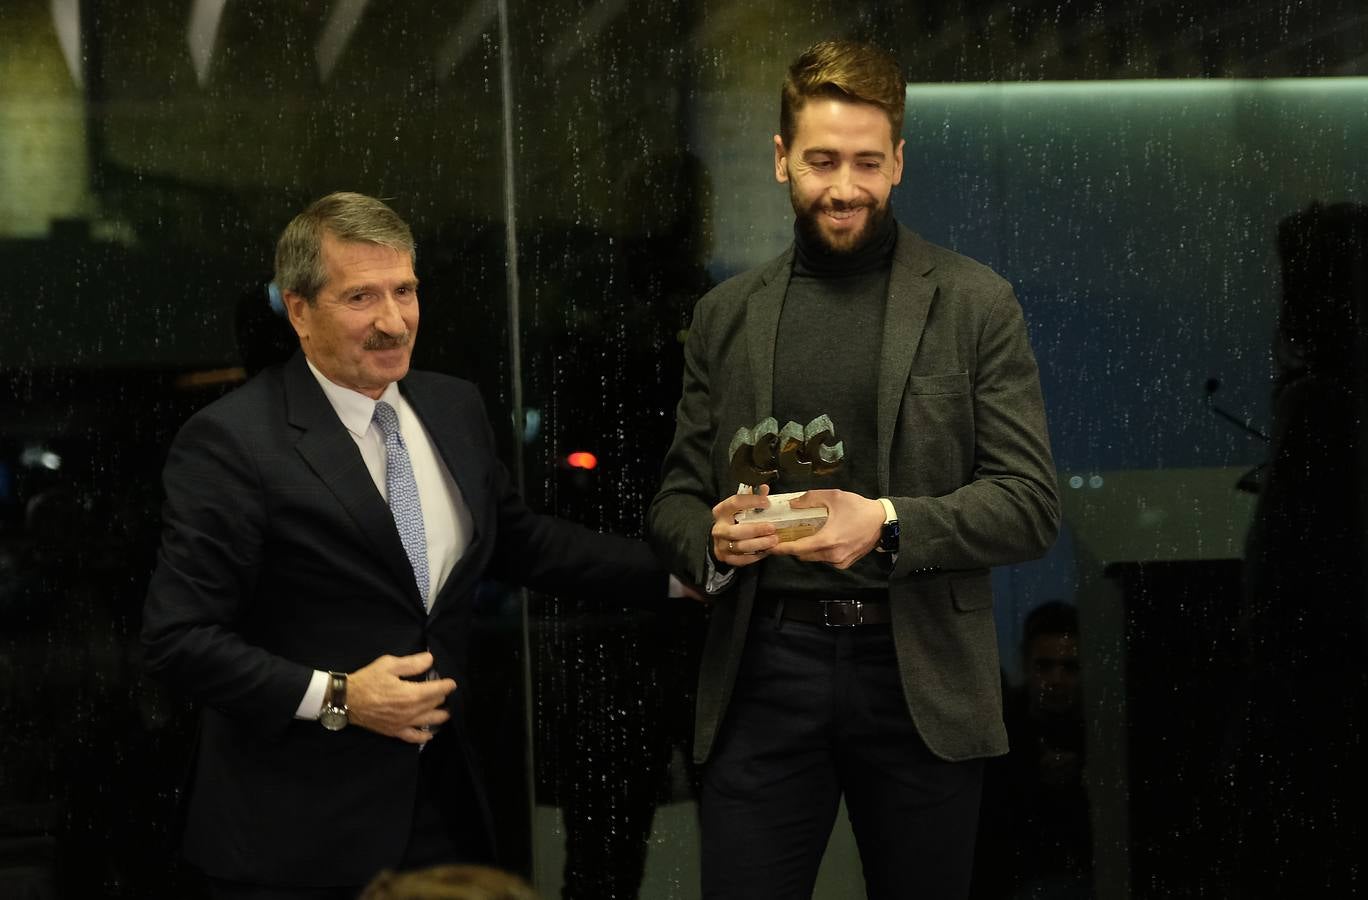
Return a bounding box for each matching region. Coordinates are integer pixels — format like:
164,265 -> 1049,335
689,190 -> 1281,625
566,451 -> 598,470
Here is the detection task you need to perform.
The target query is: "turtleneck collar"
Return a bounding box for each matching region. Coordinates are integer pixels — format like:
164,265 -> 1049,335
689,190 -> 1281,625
793,210 -> 897,278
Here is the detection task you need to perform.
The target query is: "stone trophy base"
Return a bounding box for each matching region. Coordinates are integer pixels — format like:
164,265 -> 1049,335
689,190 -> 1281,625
734,491 -> 827,542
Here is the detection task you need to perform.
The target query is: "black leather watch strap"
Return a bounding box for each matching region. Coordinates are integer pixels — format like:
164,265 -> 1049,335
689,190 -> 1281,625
878,519 -> 900,553
875,498 -> 899,554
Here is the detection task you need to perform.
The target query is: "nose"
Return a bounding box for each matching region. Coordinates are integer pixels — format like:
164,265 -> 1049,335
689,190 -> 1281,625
828,164 -> 858,205
375,294 -> 407,335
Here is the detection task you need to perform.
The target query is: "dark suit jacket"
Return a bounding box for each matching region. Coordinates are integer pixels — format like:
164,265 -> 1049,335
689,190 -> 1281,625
143,351 -> 660,886
647,225 -> 1059,764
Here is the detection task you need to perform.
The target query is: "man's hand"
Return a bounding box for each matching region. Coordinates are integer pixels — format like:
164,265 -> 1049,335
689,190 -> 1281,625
346,652 -> 456,744
767,489 -> 885,570
711,484 -> 778,568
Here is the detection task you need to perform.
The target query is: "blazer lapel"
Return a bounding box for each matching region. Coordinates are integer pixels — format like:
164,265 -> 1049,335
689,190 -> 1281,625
876,227 -> 938,492
400,378 -> 485,535
283,353 -> 423,612
400,377 -> 488,615
746,251 -> 794,421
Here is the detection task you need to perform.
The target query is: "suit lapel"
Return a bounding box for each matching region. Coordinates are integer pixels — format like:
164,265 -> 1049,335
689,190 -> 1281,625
283,353 -> 422,612
876,227 -> 938,492
746,251 -> 793,421
400,377 -> 488,615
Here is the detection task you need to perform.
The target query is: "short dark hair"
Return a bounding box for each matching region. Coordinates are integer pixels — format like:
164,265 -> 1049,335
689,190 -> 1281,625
1276,201 -> 1368,370
779,40 -> 905,147
1023,601 -> 1079,651
274,192 -> 415,303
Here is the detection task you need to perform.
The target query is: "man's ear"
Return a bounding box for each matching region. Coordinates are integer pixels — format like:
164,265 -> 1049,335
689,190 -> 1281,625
891,138 -> 905,186
774,134 -> 789,184
282,291 -> 310,340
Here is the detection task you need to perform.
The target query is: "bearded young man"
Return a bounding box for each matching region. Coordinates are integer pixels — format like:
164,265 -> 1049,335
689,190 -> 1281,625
648,41 -> 1059,899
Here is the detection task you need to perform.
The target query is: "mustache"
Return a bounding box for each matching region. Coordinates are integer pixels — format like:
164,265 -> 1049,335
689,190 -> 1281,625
819,200 -> 872,213
363,331 -> 412,351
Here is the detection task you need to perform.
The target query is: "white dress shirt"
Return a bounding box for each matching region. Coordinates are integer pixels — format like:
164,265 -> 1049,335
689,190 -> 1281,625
295,359 -> 473,719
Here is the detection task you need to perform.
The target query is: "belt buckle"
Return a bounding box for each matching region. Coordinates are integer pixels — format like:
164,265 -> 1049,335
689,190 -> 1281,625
821,600 -> 862,627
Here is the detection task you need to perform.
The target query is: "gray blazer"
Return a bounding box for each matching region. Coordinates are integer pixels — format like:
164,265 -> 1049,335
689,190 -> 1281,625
647,224 -> 1060,764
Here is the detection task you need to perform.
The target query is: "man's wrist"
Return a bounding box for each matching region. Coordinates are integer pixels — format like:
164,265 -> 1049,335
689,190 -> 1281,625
703,547 -> 737,594
874,498 -> 899,554
319,671 -> 349,731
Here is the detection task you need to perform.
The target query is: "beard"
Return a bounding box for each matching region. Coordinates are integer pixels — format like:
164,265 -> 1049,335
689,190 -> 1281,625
790,187 -> 892,256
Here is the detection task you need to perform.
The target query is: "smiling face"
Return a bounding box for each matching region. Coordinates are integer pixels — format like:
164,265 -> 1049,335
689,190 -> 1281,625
1025,632 -> 1081,718
775,96 -> 904,255
283,232 -> 419,398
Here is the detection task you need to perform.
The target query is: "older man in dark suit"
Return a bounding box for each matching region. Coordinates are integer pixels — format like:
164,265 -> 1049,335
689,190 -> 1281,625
647,41 -> 1059,899
143,192 -> 666,899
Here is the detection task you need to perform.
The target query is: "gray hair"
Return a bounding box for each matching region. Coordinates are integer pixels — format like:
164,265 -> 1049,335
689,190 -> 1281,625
274,192 -> 416,303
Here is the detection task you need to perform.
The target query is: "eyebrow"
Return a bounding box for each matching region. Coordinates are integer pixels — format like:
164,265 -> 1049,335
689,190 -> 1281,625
802,148 -> 888,160
340,278 -> 419,296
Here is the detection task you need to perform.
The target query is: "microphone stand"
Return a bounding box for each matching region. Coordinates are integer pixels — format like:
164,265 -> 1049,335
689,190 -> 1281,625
1204,378 -> 1269,493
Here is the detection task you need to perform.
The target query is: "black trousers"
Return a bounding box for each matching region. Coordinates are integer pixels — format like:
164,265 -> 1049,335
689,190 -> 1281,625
701,615 -> 985,900
206,734 -> 492,900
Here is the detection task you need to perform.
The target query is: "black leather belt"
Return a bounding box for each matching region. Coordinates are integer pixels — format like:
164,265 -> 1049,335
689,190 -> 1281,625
755,591 -> 892,627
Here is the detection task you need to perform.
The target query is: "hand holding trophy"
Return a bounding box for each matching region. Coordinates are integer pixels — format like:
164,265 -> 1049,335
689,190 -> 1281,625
728,415 -> 845,543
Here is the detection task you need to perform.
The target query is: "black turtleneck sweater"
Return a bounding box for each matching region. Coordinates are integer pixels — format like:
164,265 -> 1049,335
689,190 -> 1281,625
759,212 -> 897,595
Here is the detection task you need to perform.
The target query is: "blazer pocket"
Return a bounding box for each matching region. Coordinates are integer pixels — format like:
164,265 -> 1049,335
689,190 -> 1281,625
907,371 -> 970,396
950,574 -> 993,612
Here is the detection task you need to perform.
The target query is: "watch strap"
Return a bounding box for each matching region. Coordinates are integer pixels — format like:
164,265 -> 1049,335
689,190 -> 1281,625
320,671 -> 349,730
875,498 -> 899,554
327,671 -> 348,711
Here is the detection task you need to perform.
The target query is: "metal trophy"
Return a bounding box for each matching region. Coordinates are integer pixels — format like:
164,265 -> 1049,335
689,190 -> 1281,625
728,415 -> 844,541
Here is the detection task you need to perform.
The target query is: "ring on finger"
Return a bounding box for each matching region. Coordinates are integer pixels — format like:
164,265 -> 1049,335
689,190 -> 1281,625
727,540 -> 735,552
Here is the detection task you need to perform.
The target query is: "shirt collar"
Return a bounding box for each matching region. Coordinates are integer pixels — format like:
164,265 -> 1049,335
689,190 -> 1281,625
304,357 -> 402,438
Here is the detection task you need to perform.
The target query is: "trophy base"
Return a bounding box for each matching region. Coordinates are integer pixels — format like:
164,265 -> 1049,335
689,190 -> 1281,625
734,491 -> 827,542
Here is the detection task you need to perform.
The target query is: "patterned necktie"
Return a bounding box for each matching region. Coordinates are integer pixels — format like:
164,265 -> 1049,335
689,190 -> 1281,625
372,400 -> 430,609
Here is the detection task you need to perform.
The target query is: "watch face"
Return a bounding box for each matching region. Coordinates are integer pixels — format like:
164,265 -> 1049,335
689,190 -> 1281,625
320,706 -> 348,731
880,521 -> 900,553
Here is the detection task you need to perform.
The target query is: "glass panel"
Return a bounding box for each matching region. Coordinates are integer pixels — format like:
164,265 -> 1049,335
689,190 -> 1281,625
2,1 -> 518,896
502,3 -> 712,894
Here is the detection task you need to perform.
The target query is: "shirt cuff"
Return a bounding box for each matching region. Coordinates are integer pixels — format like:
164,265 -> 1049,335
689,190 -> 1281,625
703,553 -> 737,594
294,669 -> 329,720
